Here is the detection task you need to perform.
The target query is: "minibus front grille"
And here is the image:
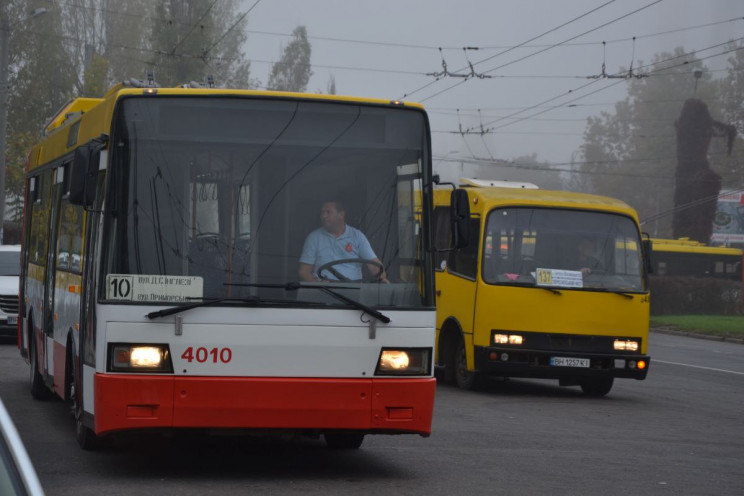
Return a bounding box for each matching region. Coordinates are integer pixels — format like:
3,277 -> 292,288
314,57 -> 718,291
491,332 -> 640,354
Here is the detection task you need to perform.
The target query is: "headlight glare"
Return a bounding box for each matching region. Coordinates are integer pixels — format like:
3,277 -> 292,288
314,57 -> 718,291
109,343 -> 173,372
379,350 -> 410,370
375,348 -> 431,376
130,347 -> 163,367
614,339 -> 639,351
494,332 -> 524,345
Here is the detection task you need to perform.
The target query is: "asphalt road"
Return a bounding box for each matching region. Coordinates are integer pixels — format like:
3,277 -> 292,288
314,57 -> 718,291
0,331 -> 742,496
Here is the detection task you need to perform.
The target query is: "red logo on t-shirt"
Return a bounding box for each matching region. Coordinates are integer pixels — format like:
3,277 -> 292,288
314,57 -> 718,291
345,243 -> 353,252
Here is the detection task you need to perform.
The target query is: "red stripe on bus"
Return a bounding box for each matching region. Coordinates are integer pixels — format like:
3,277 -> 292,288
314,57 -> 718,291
53,341 -> 67,398
94,375 -> 435,435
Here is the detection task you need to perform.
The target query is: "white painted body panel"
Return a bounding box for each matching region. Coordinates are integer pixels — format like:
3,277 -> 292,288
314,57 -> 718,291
97,305 -> 435,377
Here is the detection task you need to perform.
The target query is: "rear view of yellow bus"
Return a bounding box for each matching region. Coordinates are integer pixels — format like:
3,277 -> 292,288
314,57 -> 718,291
433,180 -> 651,396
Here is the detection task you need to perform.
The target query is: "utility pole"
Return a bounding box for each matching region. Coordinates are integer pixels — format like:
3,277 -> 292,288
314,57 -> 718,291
0,9 -> 46,243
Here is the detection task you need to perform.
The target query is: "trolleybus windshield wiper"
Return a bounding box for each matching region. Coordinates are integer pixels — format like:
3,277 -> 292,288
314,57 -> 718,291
227,281 -> 391,324
145,295 -> 323,319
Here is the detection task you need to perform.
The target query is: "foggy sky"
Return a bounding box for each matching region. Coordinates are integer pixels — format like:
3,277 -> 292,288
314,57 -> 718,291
240,0 -> 744,182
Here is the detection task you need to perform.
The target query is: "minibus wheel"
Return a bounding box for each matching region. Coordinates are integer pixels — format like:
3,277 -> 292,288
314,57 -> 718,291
455,336 -> 483,391
579,376 -> 614,397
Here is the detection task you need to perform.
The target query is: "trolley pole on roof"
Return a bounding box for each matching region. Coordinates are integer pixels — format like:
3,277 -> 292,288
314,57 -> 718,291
0,8 -> 46,244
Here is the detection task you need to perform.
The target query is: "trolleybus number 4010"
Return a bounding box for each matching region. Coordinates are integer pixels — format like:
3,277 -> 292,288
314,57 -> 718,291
181,347 -> 233,364
550,357 -> 590,368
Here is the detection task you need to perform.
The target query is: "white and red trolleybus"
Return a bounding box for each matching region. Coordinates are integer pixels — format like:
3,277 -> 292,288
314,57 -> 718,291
19,81 -> 436,449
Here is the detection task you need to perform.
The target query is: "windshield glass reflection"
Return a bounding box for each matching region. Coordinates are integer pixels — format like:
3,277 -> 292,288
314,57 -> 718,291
102,97 -> 431,309
483,208 -> 645,292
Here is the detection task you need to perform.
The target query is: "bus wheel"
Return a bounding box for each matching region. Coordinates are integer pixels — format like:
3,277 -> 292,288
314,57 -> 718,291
324,433 -> 365,449
455,337 -> 482,391
75,418 -> 102,451
580,376 -> 614,397
29,333 -> 49,400
67,351 -> 102,450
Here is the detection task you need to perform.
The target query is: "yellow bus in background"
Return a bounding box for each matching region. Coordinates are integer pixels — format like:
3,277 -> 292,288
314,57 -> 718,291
433,178 -> 651,396
650,237 -> 743,281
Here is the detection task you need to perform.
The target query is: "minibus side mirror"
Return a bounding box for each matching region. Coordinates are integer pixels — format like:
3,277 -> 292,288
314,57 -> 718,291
451,189 -> 470,249
641,237 -> 653,275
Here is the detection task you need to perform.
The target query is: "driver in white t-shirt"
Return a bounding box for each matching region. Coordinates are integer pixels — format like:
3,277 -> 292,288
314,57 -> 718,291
299,200 -> 388,282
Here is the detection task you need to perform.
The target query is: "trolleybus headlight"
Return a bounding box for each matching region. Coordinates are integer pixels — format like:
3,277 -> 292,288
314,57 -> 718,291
375,348 -> 431,376
613,339 -> 640,352
108,343 -> 173,373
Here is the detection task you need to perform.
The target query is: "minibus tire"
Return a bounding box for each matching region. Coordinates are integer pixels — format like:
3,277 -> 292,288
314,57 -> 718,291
579,376 -> 614,397
455,337 -> 483,391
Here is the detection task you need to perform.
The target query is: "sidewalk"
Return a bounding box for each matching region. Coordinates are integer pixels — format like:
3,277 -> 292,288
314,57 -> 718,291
651,324 -> 744,345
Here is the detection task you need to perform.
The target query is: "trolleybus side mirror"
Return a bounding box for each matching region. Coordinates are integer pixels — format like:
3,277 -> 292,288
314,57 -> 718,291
451,189 -> 470,249
641,237 -> 653,275
69,145 -> 100,208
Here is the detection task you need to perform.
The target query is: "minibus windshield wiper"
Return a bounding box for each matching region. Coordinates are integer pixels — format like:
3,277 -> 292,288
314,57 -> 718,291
504,281 -> 562,295
227,281 -> 391,324
585,287 -> 635,300
145,296 -> 323,319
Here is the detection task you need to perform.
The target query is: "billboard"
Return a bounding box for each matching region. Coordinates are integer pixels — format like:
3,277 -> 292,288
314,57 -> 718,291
711,190 -> 744,245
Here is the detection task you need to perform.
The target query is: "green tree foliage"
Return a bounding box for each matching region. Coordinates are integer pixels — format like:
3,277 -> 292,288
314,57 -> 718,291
718,41 -> 744,189
5,132 -> 34,221
147,0 -> 253,88
579,47 -> 731,237
267,26 -> 312,92
5,0 -> 77,137
1,0 -> 256,224
82,53 -> 110,98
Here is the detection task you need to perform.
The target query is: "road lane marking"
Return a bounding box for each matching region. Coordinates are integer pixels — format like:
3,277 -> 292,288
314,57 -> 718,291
655,360 -> 744,376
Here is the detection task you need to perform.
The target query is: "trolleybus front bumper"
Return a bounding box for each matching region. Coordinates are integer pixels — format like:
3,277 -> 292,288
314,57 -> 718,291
93,375 -> 436,436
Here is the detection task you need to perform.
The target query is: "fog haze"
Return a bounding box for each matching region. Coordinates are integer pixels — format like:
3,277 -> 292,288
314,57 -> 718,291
241,0 -> 743,184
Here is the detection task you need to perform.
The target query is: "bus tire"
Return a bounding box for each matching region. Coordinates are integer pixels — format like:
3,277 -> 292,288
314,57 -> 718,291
324,433 -> 365,449
580,376 -> 614,397
440,325 -> 459,386
455,336 -> 483,391
66,345 -> 103,450
29,331 -> 49,400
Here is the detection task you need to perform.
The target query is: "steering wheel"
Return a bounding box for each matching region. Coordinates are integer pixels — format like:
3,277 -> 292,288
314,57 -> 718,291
316,258 -> 385,283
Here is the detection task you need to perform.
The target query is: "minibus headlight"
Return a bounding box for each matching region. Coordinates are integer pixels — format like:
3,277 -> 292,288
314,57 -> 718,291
375,348 -> 431,376
614,339 -> 640,352
494,333 -> 524,345
108,344 -> 173,373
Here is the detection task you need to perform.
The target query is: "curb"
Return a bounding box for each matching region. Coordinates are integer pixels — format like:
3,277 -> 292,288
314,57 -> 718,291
651,326 -> 744,345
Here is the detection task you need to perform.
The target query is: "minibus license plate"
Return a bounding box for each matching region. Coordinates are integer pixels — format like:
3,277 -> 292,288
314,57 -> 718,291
6,316 -> 16,325
550,357 -> 589,368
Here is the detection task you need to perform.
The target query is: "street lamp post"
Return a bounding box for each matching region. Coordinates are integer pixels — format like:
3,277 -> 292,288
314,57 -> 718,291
0,8 -> 46,243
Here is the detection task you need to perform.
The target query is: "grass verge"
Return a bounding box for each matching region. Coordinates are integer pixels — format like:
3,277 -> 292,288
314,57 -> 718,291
650,315 -> 744,340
